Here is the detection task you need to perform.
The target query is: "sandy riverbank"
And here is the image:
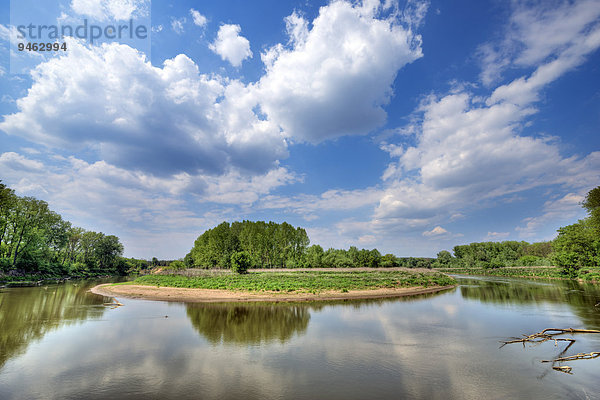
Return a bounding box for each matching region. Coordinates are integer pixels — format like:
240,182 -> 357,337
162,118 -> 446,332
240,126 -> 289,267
90,283 -> 456,303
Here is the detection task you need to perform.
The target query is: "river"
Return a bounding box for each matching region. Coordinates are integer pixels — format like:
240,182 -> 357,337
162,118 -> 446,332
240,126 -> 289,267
1,275 -> 599,399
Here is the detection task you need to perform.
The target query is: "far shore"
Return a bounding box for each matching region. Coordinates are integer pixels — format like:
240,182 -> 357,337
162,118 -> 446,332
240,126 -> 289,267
90,283 -> 456,303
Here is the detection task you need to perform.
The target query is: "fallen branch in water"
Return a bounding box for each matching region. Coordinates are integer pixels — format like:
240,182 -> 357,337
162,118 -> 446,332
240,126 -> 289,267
501,328 -> 600,374
500,328 -> 600,347
552,366 -> 572,374
542,352 -> 600,363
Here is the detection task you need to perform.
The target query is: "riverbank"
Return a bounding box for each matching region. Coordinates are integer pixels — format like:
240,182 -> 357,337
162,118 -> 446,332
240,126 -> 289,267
91,268 -> 456,303
0,272 -> 119,287
435,266 -> 600,282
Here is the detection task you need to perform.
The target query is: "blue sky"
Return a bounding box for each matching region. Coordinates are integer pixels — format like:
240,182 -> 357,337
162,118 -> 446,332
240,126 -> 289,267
0,0 -> 599,259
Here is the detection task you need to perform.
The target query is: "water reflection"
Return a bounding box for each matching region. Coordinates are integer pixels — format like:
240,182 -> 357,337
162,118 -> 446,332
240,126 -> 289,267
0,281 -> 111,369
456,275 -> 600,329
186,303 -> 311,345
185,290 -> 454,345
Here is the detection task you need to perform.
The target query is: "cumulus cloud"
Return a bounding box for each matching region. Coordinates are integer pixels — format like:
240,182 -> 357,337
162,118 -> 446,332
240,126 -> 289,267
0,39 -> 287,177
190,9 -> 207,27
209,24 -> 252,67
70,0 -> 149,21
373,0 -> 600,242
257,0 -> 423,142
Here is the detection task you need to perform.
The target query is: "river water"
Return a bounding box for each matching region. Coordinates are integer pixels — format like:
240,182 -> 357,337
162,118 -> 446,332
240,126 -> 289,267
1,275 -> 599,399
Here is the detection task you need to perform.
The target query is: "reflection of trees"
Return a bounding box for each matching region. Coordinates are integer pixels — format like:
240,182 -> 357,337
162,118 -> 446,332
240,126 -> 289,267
186,304 -> 310,345
187,289 -> 455,345
0,282 -> 108,369
458,277 -> 600,329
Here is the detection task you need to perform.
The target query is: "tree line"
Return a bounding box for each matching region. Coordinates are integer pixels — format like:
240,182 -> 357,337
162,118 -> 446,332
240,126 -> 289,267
186,220 -> 436,270
435,186 -> 600,275
0,181 -> 127,277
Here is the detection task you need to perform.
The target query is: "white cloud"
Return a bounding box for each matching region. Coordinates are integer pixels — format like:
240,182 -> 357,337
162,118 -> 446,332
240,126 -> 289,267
171,17 -> 186,34
479,0 -> 600,85
257,0 -> 422,143
70,0 -> 149,21
0,39 -> 287,177
516,192 -> 588,238
372,0 -> 600,243
209,24 -> 252,67
0,152 -> 44,172
485,232 -> 510,240
422,226 -> 447,237
190,9 -> 207,28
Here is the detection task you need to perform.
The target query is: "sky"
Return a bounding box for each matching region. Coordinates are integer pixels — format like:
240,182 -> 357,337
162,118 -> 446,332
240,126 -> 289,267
0,0 -> 598,259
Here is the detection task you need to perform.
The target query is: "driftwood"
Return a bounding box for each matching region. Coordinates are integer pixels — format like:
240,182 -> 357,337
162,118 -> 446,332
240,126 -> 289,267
103,298 -> 123,308
542,352 -> 600,363
501,328 -> 600,374
552,366 -> 572,374
500,328 -> 600,348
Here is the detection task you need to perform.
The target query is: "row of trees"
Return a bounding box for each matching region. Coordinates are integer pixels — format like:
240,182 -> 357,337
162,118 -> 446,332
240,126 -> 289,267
435,241 -> 553,269
187,220 -> 437,270
436,186 -> 600,275
0,181 -> 126,276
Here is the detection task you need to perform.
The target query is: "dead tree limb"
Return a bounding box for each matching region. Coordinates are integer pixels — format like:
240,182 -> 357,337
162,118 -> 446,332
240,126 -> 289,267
542,352 -> 600,363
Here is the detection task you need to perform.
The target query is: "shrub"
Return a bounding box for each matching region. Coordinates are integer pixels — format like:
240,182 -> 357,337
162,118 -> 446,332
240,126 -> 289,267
230,251 -> 251,274
169,260 -> 187,271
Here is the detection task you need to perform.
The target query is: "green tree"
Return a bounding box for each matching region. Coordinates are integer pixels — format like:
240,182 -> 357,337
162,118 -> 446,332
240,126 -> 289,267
231,251 -> 251,274
435,250 -> 454,267
582,186 -> 600,231
305,245 -> 324,268
552,220 -> 598,275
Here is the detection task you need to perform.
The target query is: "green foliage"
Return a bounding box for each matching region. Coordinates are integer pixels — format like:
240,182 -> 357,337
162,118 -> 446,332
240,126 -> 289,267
552,220 -> 599,275
305,245 -> 324,268
191,221 -> 310,269
453,241 -> 528,267
134,269 -> 456,292
517,255 -> 550,266
230,251 -> 251,274
169,260 -> 187,271
582,186 -> 600,231
0,181 -> 125,280
523,242 -> 553,258
433,250 -> 454,267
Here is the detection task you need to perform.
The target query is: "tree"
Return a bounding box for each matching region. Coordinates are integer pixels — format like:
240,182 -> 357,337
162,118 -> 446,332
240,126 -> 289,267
552,220 -> 598,275
582,186 -> 600,231
305,245 -> 324,268
231,251 -> 250,274
435,250 -> 454,267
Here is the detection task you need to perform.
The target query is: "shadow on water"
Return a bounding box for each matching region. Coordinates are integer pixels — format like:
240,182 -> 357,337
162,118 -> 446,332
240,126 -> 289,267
0,279 -> 117,369
185,288 -> 454,345
455,275 -> 600,330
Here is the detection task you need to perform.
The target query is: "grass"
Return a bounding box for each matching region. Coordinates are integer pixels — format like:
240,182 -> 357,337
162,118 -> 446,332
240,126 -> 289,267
130,269 -> 456,293
435,266 -> 600,282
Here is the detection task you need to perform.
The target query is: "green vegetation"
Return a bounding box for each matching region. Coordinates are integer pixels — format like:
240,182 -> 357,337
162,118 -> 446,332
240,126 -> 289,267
132,269 -> 456,293
433,186 -> 600,279
230,251 -> 250,274
188,220 -> 435,269
0,181 -> 127,282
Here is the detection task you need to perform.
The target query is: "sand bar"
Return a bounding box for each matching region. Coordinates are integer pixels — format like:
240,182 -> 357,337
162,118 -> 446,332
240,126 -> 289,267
90,283 -> 456,303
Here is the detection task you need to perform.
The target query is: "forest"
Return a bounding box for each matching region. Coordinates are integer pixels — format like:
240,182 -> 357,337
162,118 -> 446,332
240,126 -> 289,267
0,181 -> 128,278
436,186 -> 600,276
